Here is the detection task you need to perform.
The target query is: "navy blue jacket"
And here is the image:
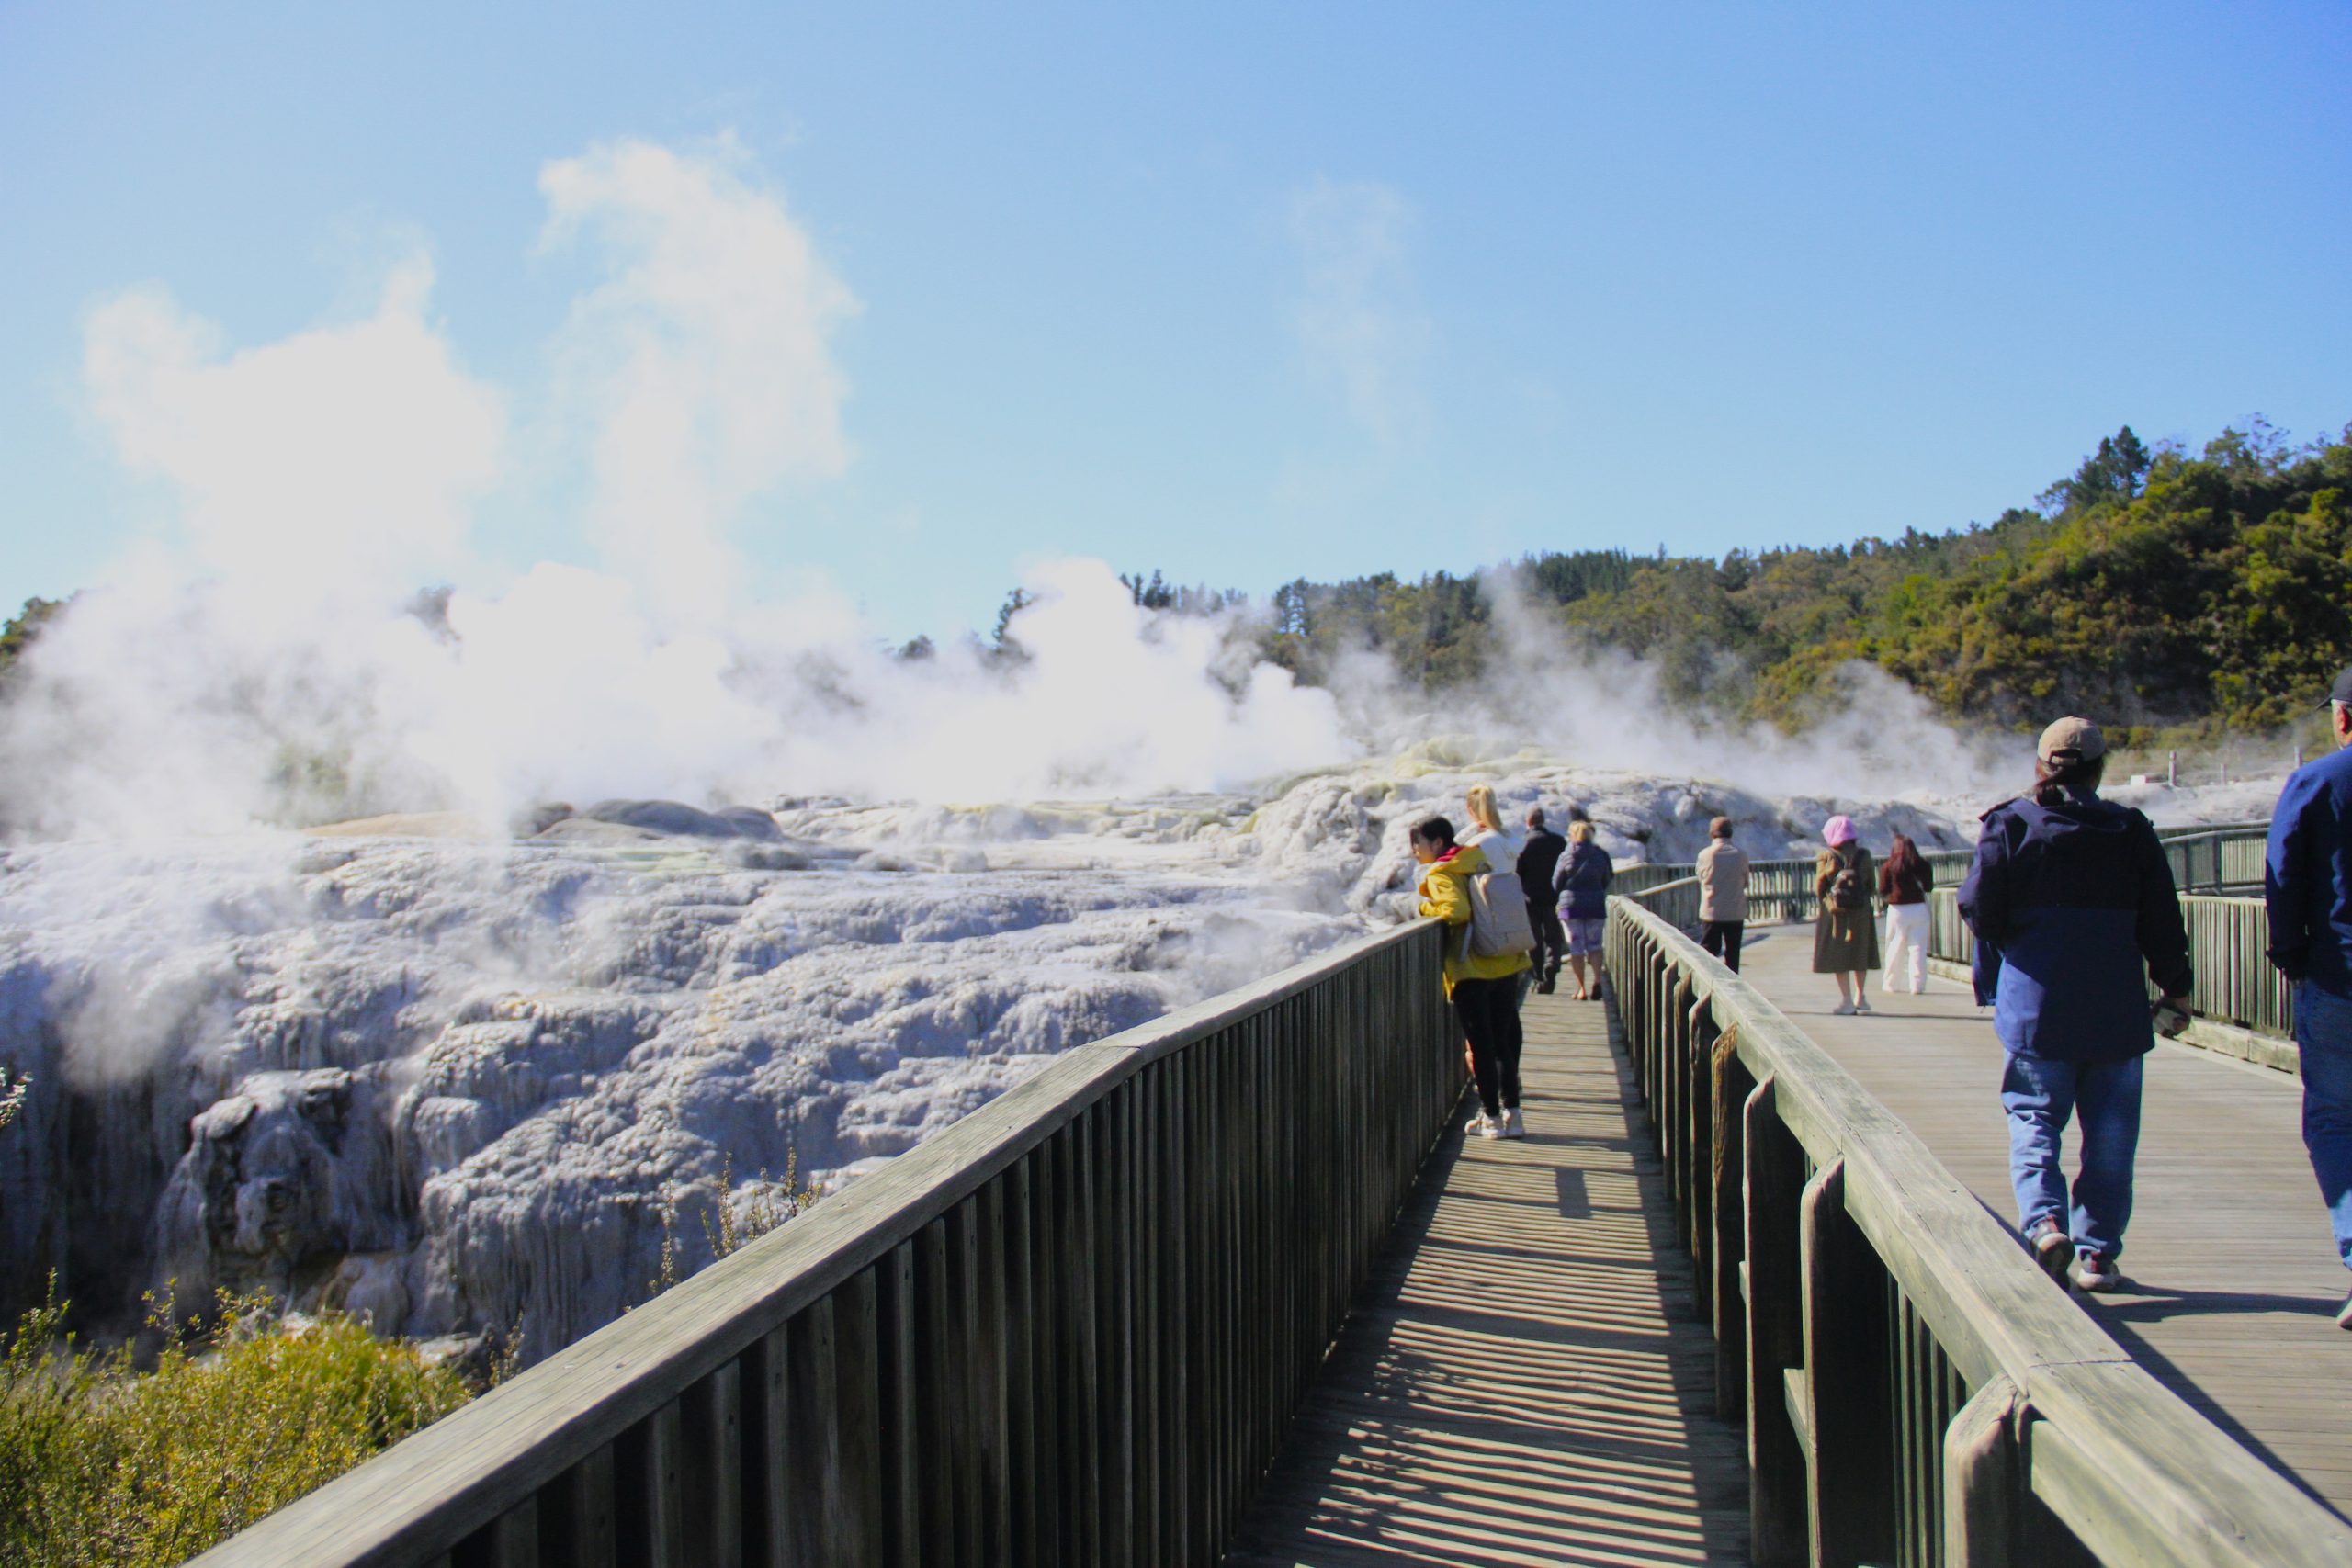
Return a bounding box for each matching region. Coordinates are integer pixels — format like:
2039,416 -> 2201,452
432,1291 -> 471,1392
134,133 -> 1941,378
1958,789 -> 2190,1064
2265,745 -> 2352,998
1555,841 -> 1614,919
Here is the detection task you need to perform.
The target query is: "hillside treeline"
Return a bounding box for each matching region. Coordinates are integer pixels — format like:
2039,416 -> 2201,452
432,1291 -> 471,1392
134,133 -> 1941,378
1248,421 -> 2352,740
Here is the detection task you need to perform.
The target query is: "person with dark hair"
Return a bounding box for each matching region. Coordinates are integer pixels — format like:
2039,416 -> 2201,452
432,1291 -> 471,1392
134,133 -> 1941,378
1412,815 -> 1532,1140
1961,716 -> 2192,1294
1879,833 -> 1934,994
1518,807 -> 1569,994
1812,816 -> 1880,1013
1696,816 -> 1749,973
2263,665 -> 2352,1329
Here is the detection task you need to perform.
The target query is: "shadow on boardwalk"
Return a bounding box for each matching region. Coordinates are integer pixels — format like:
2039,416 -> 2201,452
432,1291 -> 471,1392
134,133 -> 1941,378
1226,991 -> 1748,1567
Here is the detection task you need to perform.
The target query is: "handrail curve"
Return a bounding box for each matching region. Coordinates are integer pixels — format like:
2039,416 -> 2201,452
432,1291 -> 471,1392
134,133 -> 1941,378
1607,895 -> 2352,1567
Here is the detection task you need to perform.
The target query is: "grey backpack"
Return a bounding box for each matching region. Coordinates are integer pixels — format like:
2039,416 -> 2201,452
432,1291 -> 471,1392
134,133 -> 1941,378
1467,869 -> 1538,958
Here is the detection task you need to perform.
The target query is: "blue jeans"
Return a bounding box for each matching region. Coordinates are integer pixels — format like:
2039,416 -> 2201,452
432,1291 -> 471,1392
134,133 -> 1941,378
2293,982 -> 2352,1272
2001,1053 -> 2143,1260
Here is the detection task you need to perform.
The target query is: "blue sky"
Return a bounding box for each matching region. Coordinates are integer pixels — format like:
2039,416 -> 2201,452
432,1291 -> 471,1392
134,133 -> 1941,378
4,3 -> 2348,643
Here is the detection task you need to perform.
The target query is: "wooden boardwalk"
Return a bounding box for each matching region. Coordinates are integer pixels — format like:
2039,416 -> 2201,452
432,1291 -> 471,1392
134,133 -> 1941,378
1736,923 -> 2352,1518
1227,987 -> 1748,1567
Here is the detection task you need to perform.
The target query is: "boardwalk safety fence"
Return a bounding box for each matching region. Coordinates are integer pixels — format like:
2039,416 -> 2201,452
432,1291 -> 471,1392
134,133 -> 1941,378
187,920 -> 1454,1568
1617,819 -> 2266,929
1927,888 -> 2297,1046
1604,894 -> 2352,1568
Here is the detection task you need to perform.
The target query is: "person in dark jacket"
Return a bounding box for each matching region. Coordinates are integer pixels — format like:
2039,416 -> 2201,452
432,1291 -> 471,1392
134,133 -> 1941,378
1554,822 -> 1613,1001
1960,716 -> 2192,1293
1518,807 -> 1569,995
2263,665 -> 2352,1328
1878,833 -> 1935,995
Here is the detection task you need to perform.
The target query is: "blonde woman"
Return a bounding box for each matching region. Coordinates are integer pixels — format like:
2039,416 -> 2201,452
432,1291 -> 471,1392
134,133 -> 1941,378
1553,821 -> 1614,1000
1462,783 -> 1524,869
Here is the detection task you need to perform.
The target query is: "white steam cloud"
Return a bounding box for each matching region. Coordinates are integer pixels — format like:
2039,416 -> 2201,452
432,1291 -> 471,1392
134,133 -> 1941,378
4,136 -> 2014,848
3,138 -> 1356,840
540,138 -> 859,628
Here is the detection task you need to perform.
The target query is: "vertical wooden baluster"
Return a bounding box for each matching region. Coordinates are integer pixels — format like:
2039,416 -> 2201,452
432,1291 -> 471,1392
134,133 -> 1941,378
1800,1158 -> 1894,1567
614,1401 -> 684,1567
783,1297 -> 846,1567
679,1360 -> 744,1568
1744,1077 -> 1808,1568
945,1198 -> 981,1568
542,1444 -> 617,1568
1713,1040 -> 1754,1422
834,1267 -> 886,1566
915,1217 -> 955,1565
741,1325 -> 788,1568
873,1241 -> 919,1568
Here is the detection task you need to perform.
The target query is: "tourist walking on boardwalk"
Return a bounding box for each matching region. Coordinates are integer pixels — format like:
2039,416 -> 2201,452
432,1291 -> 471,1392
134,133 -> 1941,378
1412,817 -> 1531,1139
1879,833 -> 1934,994
1813,816 -> 1880,1013
1960,717 -> 2192,1294
1696,816 -> 1749,973
2262,665 -> 2352,1328
1519,807 -> 1569,994
1555,821 -> 1613,1001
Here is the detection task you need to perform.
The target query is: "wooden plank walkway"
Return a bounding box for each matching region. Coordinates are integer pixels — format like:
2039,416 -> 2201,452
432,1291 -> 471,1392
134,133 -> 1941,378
1735,923 -> 2352,1518
1227,987 -> 1748,1567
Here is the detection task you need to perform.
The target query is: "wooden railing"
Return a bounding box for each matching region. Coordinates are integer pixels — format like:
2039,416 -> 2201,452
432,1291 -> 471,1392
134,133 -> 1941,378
1604,897 -> 2352,1568
187,921 -> 1455,1568
1622,819 -> 2268,931
1927,887 -> 2298,1064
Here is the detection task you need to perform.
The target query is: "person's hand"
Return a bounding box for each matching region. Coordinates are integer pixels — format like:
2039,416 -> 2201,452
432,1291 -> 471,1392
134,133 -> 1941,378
2152,997 -> 2192,1039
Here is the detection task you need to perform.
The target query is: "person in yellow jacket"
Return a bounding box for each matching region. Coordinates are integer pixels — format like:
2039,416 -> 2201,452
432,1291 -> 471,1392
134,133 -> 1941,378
1412,816 -> 1532,1139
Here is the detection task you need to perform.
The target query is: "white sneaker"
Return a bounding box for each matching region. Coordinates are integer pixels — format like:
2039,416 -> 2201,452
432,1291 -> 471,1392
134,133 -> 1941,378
1471,1111 -> 1503,1139
1854,998 -> 1873,1015
1499,1108 -> 1526,1139
1832,1002 -> 1856,1016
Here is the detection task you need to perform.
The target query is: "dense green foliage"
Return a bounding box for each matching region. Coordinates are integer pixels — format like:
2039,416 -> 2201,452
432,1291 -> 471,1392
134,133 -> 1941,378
1250,423 -> 2352,740
0,1290 -> 470,1568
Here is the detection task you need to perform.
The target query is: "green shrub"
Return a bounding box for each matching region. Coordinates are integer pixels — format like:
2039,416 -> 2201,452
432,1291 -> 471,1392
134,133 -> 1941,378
0,1286 -> 470,1568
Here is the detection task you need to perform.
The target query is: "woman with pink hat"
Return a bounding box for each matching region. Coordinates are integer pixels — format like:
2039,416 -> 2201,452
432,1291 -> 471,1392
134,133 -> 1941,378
1813,814 -> 1881,1013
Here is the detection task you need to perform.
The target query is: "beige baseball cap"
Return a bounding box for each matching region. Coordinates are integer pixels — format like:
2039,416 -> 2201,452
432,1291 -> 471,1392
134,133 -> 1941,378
2037,716 -> 2106,764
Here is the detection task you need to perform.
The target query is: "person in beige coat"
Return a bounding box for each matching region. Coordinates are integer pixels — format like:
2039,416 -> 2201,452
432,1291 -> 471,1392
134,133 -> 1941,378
1696,817 -> 1751,972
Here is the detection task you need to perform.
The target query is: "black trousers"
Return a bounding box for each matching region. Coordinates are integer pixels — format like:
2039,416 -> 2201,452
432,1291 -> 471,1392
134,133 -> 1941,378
1702,919 -> 1745,973
1453,976 -> 1524,1117
1527,903 -> 1567,979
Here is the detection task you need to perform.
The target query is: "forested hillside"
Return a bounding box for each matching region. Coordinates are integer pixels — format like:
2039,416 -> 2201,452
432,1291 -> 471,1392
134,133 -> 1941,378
1250,422 -> 2352,742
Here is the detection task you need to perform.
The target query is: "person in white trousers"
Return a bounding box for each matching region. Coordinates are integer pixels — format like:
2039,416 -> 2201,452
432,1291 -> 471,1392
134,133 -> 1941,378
1880,832 -> 1934,993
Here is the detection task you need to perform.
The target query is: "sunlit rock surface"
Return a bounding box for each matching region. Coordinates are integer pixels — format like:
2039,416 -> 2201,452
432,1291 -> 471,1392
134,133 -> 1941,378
0,752 -> 2143,1359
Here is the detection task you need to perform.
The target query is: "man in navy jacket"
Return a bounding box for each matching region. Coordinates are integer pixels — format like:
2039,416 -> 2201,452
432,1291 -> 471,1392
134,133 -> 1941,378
2264,666 -> 2352,1328
1961,717 -> 2191,1292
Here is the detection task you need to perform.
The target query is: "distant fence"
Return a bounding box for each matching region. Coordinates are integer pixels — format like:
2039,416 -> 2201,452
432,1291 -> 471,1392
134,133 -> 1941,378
1928,887 -> 2295,1044
1605,897 -> 2352,1568
1623,820 -> 2270,935
187,921 -> 1454,1568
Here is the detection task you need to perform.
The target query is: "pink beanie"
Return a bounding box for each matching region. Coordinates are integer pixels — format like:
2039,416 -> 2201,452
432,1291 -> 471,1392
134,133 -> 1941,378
1822,815 -> 1858,847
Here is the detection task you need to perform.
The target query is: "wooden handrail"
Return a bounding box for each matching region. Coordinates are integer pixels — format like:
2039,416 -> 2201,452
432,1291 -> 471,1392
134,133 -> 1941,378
185,920 -> 1456,1568
1928,888 -> 2296,1049
1605,896 -> 2352,1566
